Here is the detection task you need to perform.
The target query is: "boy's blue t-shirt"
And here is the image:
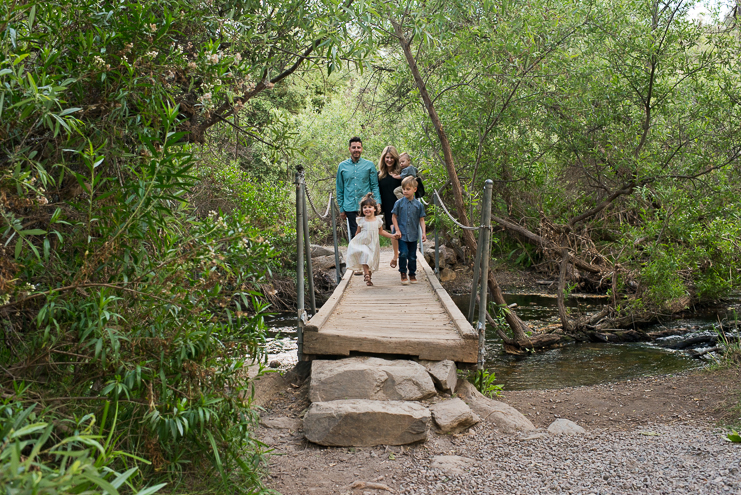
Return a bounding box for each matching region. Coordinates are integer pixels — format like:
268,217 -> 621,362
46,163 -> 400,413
392,196 -> 426,242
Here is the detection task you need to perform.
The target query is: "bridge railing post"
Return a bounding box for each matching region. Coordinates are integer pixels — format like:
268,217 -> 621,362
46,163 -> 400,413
476,180 -> 494,372
295,171 -> 305,362
467,225 -> 484,323
330,194 -> 342,284
301,182 -> 317,316
433,193 -> 440,277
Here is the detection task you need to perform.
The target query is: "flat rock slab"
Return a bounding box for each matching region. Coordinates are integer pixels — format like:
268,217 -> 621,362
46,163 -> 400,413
310,357 -> 436,402
430,398 -> 480,434
548,418 -> 586,435
431,455 -> 476,476
260,417 -> 302,431
420,359 -> 458,393
456,381 -> 535,433
303,400 -> 430,446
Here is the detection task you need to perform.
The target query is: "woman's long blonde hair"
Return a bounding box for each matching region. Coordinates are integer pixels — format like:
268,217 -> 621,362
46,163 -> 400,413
377,145 -> 400,179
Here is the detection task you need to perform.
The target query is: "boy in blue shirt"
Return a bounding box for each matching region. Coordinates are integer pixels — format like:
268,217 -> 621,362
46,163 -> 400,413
391,177 -> 427,285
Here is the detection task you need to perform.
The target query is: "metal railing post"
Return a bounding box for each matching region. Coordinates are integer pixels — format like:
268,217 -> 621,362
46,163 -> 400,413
301,182 -> 317,316
476,179 -> 494,371
330,195 -> 342,284
295,172 -> 305,362
434,193 -> 440,277
467,227 -> 484,323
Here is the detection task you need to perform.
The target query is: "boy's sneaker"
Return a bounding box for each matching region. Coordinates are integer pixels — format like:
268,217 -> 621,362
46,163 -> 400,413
400,273 -> 410,285
409,275 -> 418,284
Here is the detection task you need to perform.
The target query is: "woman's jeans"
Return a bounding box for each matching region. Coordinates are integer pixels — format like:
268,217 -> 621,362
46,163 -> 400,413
398,240 -> 418,276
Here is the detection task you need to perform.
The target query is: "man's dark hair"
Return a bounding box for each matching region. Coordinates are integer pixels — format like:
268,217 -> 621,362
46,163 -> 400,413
349,136 -> 362,146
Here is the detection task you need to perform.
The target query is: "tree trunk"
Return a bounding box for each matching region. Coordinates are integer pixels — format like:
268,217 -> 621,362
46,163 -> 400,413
390,17 -> 531,343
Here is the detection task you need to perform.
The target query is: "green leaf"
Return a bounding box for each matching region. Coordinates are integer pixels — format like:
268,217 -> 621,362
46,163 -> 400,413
59,107 -> 82,116
134,483 -> 167,495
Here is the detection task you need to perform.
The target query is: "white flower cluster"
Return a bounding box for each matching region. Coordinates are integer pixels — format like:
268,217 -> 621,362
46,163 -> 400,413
93,55 -> 106,68
207,210 -> 227,229
233,52 -> 242,62
0,293 -> 9,305
206,53 -> 220,65
145,50 -> 158,58
149,23 -> 157,33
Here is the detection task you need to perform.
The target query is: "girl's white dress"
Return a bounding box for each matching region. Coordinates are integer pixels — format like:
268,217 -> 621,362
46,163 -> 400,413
346,216 -> 382,272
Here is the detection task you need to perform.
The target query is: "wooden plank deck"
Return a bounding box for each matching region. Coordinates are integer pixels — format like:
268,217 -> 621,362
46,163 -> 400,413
303,250 -> 478,363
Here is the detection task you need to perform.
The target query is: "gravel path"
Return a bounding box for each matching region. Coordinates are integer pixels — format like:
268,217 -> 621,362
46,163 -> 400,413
389,423 -> 740,495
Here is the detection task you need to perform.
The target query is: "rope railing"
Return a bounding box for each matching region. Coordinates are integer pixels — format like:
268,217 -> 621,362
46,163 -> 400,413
304,185 -> 333,220
433,191 -> 480,231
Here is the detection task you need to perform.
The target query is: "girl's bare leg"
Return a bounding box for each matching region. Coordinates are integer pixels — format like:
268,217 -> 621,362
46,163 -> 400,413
363,264 -> 373,286
390,238 -> 399,268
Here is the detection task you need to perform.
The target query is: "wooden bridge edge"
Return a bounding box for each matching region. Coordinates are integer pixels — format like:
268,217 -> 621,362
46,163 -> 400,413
418,257 -> 478,341
304,267 -> 353,333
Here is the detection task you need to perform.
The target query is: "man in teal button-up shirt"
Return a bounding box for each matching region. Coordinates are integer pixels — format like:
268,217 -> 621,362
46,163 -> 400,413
336,136 -> 381,239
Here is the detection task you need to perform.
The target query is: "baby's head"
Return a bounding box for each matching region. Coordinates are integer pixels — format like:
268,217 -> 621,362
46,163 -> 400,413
358,192 -> 381,216
399,152 -> 412,169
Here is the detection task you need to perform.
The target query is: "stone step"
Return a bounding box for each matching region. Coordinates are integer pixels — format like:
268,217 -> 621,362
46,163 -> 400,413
310,357 -> 436,402
303,399 -> 430,446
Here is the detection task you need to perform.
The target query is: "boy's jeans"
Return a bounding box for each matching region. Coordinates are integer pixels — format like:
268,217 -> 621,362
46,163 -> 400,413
398,240 -> 418,276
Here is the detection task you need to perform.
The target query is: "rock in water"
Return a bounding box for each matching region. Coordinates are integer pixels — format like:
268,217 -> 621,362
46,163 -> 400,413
420,359 -> 458,393
547,418 -> 586,435
456,381 -> 535,433
303,400 -> 430,446
310,357 -> 436,402
430,398 -> 480,433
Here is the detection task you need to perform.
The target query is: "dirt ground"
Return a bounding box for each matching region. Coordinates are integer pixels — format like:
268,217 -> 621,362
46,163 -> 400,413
255,366 -> 741,494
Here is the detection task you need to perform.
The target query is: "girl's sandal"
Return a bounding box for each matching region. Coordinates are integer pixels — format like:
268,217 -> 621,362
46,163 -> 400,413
390,258 -> 397,268
364,274 -> 373,286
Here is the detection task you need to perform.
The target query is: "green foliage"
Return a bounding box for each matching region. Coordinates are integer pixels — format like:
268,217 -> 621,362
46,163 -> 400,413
0,398 -> 166,495
0,0 -> 364,490
468,369 -> 503,398
727,430 -> 741,443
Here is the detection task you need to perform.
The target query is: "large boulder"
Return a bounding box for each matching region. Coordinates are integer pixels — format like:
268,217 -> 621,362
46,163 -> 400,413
311,254 -> 344,271
439,267 -> 457,282
430,398 -> 480,434
456,381 -> 535,433
310,244 -> 334,257
420,360 -> 458,393
303,400 -> 430,446
310,357 -> 436,402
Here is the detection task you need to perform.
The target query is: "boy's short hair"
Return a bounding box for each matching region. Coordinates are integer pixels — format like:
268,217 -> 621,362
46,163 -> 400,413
399,152 -> 411,163
401,176 -> 418,189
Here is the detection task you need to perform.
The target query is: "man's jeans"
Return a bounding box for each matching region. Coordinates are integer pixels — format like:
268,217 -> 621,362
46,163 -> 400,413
398,240 -> 418,276
345,211 -> 358,239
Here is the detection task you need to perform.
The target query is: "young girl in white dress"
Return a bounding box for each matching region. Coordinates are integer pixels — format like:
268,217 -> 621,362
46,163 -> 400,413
346,193 -> 399,286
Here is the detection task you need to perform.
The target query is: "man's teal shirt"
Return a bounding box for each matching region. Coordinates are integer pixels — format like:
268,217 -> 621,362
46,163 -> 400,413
336,157 -> 381,213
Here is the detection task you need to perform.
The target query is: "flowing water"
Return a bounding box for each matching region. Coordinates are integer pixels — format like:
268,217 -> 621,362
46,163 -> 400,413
264,291 -> 739,391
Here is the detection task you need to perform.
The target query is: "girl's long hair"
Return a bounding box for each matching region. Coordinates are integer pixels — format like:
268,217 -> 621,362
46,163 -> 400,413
358,192 -> 381,215
377,145 -> 400,179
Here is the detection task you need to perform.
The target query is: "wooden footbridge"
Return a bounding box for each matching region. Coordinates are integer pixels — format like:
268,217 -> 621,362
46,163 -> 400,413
295,171 -> 494,367
303,251 -> 478,363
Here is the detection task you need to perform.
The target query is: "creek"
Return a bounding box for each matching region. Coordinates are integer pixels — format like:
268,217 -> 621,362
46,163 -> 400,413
263,291 -> 739,391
